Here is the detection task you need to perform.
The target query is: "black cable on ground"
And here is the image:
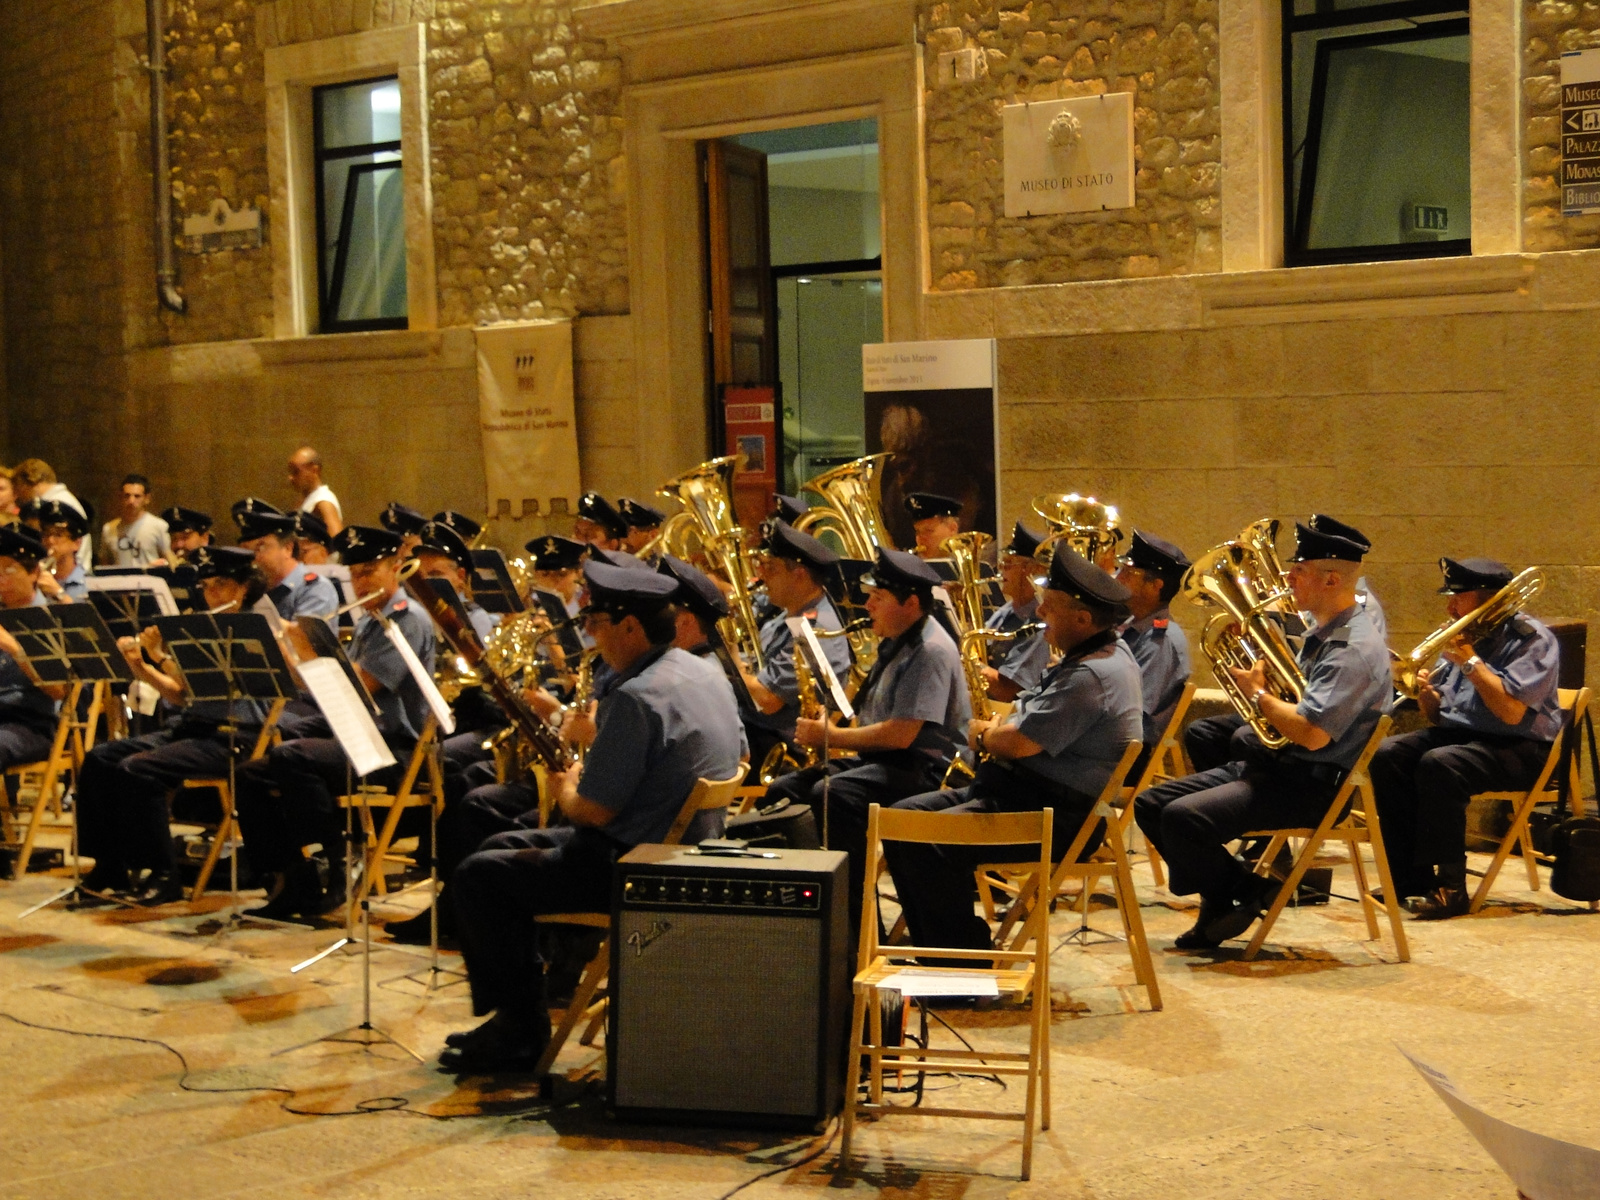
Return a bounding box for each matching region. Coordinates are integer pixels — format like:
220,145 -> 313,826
714,1117 -> 840,1200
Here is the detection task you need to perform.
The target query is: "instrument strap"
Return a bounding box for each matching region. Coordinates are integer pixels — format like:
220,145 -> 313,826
1556,705 -> 1599,815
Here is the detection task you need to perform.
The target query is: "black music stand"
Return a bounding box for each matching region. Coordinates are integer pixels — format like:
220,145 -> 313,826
155,611 -> 302,933
94,565 -> 199,613
2,604 -> 136,915
469,549 -> 525,615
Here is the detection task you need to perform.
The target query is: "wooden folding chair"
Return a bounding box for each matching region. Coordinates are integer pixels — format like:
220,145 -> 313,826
1237,715 -> 1408,962
982,742 -> 1162,1011
1467,686 -> 1590,914
338,714 -> 444,916
1118,681 -> 1197,888
531,766 -> 750,1079
181,698 -> 288,900
843,804 -> 1054,1181
1,684 -> 83,878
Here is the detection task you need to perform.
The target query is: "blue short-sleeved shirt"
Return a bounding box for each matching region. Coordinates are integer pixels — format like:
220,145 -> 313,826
577,645 -> 745,846
856,616 -> 971,763
1433,613 -> 1561,742
347,591 -> 436,745
57,564 -> 88,601
1120,606 -> 1191,746
1288,604 -> 1393,769
271,562 -> 340,625
985,596 -> 1049,692
745,593 -> 853,738
1004,635 -> 1144,795
464,599 -> 499,644
1357,577 -> 1388,646
0,590 -> 60,733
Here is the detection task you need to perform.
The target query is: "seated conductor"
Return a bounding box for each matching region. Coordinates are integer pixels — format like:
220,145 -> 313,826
1371,557 -> 1560,919
884,549 -> 1143,950
441,561 -> 743,1073
1134,520 -> 1391,950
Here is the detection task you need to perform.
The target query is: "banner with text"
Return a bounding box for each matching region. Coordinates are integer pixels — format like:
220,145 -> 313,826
476,320 -> 581,520
862,339 -> 998,550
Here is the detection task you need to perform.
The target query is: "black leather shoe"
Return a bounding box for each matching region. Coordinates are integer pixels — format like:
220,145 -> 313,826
385,908 -> 442,945
439,1013 -> 550,1072
1204,874 -> 1280,944
1411,886 -> 1469,921
82,865 -> 131,894
1174,896 -> 1232,950
136,871 -> 185,907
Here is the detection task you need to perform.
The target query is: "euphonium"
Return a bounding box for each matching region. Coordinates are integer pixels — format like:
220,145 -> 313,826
657,455 -> 766,670
793,452 -> 894,560
941,530 -> 994,636
1393,567 -> 1544,699
1180,535 -> 1307,750
1032,493 -> 1123,568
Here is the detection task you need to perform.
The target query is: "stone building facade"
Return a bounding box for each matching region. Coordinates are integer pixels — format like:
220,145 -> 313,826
2,0 -> 1600,677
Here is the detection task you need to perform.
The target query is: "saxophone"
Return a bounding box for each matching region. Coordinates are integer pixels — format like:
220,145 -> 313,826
943,619 -> 1047,786
755,619 -> 870,786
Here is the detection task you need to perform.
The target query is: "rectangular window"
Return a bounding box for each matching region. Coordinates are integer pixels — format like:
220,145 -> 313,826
313,76 -> 407,332
1284,0 -> 1470,266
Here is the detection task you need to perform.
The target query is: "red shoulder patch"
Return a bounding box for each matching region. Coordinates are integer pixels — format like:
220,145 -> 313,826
803,609 -> 818,620
303,572 -> 319,583
392,598 -> 408,611
1152,618 -> 1169,629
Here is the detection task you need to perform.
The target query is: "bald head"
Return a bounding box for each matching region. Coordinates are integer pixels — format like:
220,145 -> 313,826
287,446 -> 324,497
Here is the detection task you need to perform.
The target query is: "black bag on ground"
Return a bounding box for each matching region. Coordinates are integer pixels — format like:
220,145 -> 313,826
1550,819 -> 1600,902
725,797 -> 820,849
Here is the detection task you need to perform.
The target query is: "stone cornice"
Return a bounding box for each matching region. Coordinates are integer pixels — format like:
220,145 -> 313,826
574,0 -> 909,41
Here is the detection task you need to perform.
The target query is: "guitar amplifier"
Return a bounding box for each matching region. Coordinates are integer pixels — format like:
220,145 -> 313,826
608,844 -> 850,1130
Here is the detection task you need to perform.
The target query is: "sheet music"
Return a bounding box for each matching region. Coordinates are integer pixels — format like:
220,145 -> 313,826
880,970 -> 999,998
786,615 -> 855,722
1401,1048 -> 1600,1199
297,657 -> 396,776
85,573 -> 178,614
385,622 -> 456,735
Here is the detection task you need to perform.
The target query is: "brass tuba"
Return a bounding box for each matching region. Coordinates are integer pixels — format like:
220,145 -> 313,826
657,455 -> 766,670
1032,493 -> 1123,568
1393,567 -> 1544,699
941,531 -> 994,636
793,452 -> 894,560
1180,527 -> 1307,750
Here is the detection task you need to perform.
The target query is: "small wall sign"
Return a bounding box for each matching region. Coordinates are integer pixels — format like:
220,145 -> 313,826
1002,93 -> 1135,218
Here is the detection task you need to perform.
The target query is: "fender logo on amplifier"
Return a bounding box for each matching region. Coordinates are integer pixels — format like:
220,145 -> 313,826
628,920 -> 672,956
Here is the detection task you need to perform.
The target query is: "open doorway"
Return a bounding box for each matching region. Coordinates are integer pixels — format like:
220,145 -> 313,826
703,118 -> 882,517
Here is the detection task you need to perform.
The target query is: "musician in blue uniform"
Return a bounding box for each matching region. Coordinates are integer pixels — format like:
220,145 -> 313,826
905,491 -> 963,560
432,510 -> 482,543
379,501 -> 430,557
981,522 -> 1049,701
161,506 -> 214,564
574,491 -> 628,550
27,500 -> 90,602
234,526 -> 436,919
0,526 -> 66,772
76,547 -> 274,905
618,497 -> 666,555
1116,529 -> 1192,776
1371,557 -> 1560,919
762,548 -> 970,927
236,508 -> 339,624
884,548 -> 1143,950
737,521 -> 854,772
1135,521 -> 1392,949
441,562 -> 744,1072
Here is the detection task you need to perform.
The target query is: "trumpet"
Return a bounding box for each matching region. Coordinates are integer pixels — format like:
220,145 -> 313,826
1394,567 -> 1544,699
1181,529 -> 1306,749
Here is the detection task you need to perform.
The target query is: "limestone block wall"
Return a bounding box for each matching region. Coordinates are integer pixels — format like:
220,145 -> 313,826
1524,0 -> 1600,251
920,0 -> 1222,291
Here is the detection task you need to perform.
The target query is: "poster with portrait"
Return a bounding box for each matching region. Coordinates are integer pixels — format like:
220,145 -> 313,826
862,339 -> 998,551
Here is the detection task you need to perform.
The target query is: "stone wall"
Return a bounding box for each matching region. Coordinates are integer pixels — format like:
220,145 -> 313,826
1524,0 -> 1600,251
920,0 -> 1221,291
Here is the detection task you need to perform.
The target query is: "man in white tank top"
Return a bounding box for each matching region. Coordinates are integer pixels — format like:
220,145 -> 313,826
287,445 -> 343,537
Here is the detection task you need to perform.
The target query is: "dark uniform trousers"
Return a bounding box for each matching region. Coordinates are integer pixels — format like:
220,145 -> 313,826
77,722 -> 250,876
233,716 -> 407,877
763,750 -> 946,929
1183,713 -> 1248,774
884,762 -> 1101,952
417,780 -> 539,936
1134,751 -> 1346,901
1370,726 -> 1550,894
0,718 -> 54,774
451,824 -> 621,1023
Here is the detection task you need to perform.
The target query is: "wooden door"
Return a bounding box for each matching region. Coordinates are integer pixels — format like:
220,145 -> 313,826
704,140 -> 775,388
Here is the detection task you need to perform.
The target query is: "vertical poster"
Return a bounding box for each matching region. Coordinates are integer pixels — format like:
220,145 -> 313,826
723,384 -> 777,533
475,320 -> 581,519
862,339 -> 998,551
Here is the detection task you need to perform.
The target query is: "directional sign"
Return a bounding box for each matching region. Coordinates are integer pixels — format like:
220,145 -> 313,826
1561,50 -> 1600,214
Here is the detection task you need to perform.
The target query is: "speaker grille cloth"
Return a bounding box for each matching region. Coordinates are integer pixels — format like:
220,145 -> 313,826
614,909 -> 820,1114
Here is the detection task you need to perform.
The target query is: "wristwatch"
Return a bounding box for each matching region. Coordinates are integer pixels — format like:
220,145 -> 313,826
1462,655 -> 1483,676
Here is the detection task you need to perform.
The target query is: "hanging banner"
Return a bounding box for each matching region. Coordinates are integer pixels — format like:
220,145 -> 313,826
475,320 -> 581,519
863,338 -> 998,551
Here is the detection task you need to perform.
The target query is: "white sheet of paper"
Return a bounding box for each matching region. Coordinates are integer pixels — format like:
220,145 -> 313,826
879,970 -> 1000,998
85,574 -> 178,615
385,621 -> 455,735
1401,1047 -> 1600,1199
786,615 -> 854,722
297,657 -> 396,777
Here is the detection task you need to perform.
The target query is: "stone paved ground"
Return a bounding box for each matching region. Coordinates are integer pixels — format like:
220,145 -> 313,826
0,851 -> 1596,1199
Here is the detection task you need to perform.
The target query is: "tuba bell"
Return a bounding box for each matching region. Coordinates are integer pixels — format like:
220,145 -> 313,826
1032,493 -> 1123,569
940,530 -> 994,636
657,455 -> 767,670
793,452 -> 894,561
1394,567 -> 1544,699
1180,524 -> 1307,750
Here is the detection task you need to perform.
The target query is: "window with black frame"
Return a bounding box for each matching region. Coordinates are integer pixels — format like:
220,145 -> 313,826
313,76 -> 407,332
1284,0 -> 1470,266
